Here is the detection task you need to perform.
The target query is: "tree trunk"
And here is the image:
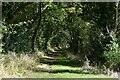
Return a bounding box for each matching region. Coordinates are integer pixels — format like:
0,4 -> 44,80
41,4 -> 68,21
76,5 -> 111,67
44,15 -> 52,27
114,0 -> 119,32
70,31 -> 78,54
31,2 -> 42,52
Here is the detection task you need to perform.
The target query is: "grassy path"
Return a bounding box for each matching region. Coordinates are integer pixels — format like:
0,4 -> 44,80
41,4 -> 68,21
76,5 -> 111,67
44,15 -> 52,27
27,64 -> 116,78
28,51 -> 118,78
28,72 -> 114,78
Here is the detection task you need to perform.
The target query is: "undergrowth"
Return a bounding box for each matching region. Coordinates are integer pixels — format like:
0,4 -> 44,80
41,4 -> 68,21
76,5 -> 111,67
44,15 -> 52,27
0,52 -> 40,78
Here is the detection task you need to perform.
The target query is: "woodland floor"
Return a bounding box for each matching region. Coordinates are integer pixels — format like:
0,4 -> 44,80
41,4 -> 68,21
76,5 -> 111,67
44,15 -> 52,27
27,64 -> 115,78
27,50 -> 117,78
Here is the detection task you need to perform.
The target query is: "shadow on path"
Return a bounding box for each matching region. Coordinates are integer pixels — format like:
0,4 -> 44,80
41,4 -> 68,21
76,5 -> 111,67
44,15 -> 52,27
41,58 -> 83,67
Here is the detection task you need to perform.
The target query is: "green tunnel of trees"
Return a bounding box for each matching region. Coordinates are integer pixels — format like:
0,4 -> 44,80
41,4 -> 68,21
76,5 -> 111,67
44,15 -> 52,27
1,2 -> 120,71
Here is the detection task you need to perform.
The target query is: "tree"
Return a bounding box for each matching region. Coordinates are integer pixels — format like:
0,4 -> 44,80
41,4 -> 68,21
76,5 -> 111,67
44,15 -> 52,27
31,2 -> 42,52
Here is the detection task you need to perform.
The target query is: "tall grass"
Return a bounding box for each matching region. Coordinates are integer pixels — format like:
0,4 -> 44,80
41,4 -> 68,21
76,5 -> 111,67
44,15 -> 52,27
0,52 -> 38,78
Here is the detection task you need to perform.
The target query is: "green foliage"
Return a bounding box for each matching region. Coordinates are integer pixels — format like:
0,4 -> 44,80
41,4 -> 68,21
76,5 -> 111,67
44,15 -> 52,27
2,2 -> 120,71
104,31 -> 120,69
3,21 -> 33,53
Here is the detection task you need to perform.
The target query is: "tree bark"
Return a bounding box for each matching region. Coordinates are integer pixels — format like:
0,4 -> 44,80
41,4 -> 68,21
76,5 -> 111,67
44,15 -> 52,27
114,0 -> 119,32
70,31 -> 78,54
31,2 -> 42,52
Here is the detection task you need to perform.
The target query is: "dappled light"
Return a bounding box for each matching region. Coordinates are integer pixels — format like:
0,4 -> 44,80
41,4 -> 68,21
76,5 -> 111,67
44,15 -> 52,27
1,2 -> 120,78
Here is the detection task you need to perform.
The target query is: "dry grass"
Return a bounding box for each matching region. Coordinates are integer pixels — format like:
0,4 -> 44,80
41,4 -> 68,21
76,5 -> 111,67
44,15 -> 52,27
0,52 -> 38,78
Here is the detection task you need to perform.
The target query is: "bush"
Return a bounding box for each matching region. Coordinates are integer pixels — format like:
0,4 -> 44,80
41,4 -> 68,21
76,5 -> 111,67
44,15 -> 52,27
103,31 -> 120,70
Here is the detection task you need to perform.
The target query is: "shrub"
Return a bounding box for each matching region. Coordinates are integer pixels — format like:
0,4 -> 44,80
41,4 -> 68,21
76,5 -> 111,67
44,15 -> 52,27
103,31 -> 120,70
